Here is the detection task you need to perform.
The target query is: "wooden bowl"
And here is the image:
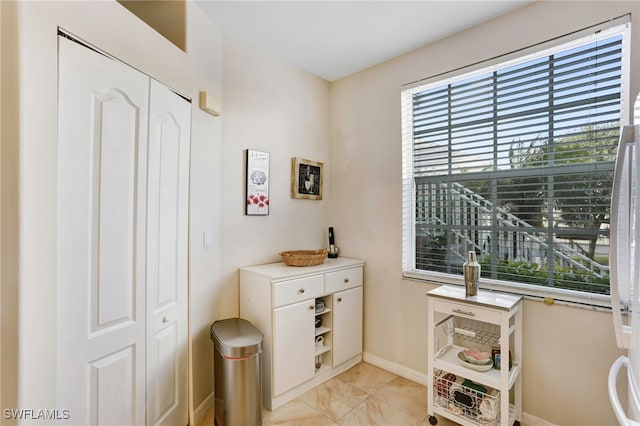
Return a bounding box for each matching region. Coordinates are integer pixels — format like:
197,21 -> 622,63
279,249 -> 328,267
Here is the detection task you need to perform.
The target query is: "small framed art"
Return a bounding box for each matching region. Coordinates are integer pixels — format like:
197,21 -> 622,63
291,157 -> 323,200
245,149 -> 270,215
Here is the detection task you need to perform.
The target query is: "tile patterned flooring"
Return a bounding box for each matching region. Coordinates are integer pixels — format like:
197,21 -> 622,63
197,362 -> 458,426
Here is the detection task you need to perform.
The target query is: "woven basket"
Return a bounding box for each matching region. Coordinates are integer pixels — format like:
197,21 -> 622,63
279,249 -> 328,267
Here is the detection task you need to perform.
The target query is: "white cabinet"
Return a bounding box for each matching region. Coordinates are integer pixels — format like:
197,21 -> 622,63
426,285 -> 523,426
240,257 -> 365,410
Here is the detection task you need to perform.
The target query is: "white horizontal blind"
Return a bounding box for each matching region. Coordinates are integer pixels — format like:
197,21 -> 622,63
402,19 -> 630,304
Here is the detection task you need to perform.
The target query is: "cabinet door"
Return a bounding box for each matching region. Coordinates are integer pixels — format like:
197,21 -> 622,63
273,299 -> 316,395
333,286 -> 363,366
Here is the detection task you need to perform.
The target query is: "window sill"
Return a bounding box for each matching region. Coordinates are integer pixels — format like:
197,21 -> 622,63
403,269 -> 613,312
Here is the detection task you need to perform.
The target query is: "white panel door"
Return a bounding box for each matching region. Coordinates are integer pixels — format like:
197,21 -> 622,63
273,300 -> 316,395
57,36 -> 149,425
332,286 -> 363,367
145,80 -> 190,426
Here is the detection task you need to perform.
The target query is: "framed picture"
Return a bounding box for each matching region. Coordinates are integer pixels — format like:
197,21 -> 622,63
291,157 -> 323,200
245,149 -> 270,215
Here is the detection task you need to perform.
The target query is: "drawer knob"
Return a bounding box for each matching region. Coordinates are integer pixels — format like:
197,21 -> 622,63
344,277 -> 350,283
299,288 -> 305,294
309,305 -> 315,310
337,297 -> 343,302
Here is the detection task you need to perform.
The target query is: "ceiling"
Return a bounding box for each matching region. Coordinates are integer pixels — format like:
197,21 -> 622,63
196,1 -> 534,82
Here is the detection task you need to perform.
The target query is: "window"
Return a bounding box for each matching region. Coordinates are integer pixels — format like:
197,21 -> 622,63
401,18 -> 630,305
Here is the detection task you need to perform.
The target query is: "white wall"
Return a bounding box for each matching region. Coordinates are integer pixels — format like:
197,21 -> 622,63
0,0 -> 222,419
329,2 -> 640,425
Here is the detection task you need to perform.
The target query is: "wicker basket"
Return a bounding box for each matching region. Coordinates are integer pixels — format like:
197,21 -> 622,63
279,249 -> 328,267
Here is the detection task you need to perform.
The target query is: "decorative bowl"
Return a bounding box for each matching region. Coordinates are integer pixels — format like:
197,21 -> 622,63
279,249 -> 328,267
462,349 -> 492,365
457,351 -> 493,372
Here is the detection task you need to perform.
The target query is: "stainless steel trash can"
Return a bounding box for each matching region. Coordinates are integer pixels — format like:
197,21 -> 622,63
210,318 -> 263,426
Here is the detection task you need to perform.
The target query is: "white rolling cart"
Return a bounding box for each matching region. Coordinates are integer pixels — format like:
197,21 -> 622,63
427,285 -> 523,426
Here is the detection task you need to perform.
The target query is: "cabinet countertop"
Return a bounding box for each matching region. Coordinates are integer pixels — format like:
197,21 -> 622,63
427,284 -> 522,311
240,257 -> 365,281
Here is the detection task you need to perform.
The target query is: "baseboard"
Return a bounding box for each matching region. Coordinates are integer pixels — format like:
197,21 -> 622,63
362,352 -> 557,426
193,392 -> 213,425
521,412 -> 558,426
363,352 -> 428,385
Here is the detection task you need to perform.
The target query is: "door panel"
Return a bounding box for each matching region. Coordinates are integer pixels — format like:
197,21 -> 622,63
333,286 -> 363,367
91,89 -> 138,333
151,323 -> 178,419
57,36 -> 148,425
89,346 -> 136,426
273,300 -> 316,396
146,80 -> 191,426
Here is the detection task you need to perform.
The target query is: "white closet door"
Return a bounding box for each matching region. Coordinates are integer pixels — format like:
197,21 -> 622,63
57,36 -> 149,425
145,79 -> 190,426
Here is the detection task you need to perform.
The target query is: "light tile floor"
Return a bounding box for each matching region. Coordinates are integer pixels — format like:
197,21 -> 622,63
197,362 -> 458,426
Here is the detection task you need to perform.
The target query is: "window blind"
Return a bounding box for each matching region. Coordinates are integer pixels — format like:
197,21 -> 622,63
402,18 -> 630,305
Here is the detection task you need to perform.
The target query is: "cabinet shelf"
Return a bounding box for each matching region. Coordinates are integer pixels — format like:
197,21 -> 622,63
315,326 -> 331,336
314,345 -> 331,356
315,363 -> 332,375
315,308 -> 331,316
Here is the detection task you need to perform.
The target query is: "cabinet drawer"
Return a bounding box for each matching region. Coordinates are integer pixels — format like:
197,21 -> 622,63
433,299 -> 500,324
273,275 -> 324,308
325,267 -> 363,294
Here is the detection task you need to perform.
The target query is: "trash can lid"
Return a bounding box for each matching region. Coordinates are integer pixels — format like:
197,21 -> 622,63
210,318 -> 263,358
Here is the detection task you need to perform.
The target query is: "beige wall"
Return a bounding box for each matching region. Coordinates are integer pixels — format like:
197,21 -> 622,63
192,35 -> 331,409
329,2 -> 640,425
0,0 -> 222,418
219,35 -> 331,269
1,1 -> 21,417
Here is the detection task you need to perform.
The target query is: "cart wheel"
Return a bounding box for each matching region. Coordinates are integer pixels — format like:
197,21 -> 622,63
428,415 -> 438,425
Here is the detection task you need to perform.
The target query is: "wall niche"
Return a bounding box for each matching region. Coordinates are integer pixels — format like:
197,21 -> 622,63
118,0 -> 186,51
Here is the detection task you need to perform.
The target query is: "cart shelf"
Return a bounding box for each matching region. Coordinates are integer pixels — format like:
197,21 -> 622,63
433,344 -> 521,390
432,400 -> 516,426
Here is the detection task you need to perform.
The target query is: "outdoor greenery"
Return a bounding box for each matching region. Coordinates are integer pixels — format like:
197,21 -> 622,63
477,255 -> 611,295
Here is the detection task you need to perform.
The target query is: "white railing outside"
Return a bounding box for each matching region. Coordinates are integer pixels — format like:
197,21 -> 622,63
415,181 -> 608,278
